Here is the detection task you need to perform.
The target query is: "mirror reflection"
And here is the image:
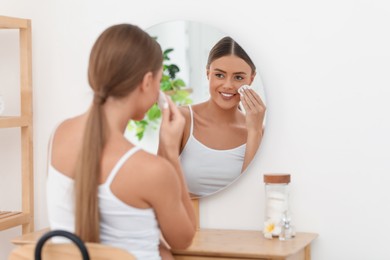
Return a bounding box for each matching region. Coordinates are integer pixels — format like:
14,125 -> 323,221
125,20 -> 266,198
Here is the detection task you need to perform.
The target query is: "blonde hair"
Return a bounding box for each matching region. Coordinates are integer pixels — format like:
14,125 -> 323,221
74,24 -> 162,242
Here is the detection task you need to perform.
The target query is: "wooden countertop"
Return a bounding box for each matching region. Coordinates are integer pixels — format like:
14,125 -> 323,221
12,228 -> 318,260
172,229 -> 318,259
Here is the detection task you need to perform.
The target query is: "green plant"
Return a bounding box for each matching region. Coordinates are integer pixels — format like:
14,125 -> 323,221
127,47 -> 193,140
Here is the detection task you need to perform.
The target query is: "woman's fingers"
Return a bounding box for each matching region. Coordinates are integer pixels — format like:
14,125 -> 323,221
166,95 -> 180,119
160,95 -> 171,125
241,89 -> 264,113
159,95 -> 185,157
240,87 -> 266,132
247,89 -> 264,107
160,95 -> 185,136
161,95 -> 180,121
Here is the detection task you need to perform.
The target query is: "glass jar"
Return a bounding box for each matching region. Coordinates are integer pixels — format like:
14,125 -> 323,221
263,174 -> 293,240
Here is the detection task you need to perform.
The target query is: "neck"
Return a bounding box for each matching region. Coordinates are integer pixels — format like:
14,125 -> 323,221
204,100 -> 241,124
98,97 -> 134,135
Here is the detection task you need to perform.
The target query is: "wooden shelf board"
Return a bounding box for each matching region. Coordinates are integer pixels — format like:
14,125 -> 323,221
0,16 -> 29,29
0,211 -> 31,231
0,116 -> 31,128
12,228 -> 49,245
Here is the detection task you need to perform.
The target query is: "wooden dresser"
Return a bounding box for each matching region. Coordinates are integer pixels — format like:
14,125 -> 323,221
172,229 -> 317,260
13,228 -> 317,260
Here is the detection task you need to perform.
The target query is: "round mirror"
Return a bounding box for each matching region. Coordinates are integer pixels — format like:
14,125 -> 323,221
125,20 -> 266,198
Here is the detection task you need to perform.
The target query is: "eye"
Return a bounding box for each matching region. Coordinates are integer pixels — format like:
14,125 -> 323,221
234,75 -> 244,80
215,73 -> 225,79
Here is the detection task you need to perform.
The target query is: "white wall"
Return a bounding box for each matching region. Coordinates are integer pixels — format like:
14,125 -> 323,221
1,0 -> 390,259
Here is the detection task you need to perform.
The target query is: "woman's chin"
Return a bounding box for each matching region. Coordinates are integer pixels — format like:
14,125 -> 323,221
129,113 -> 146,122
133,116 -> 145,121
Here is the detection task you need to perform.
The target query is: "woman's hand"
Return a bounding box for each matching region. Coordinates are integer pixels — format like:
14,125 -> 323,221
240,86 -> 266,172
158,95 -> 185,160
240,86 -> 266,135
156,95 -> 197,239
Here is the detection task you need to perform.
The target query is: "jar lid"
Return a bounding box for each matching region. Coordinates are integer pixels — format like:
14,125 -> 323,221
263,174 -> 291,184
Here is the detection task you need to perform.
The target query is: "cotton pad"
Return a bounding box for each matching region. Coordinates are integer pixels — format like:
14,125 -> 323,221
238,85 -> 251,96
157,90 -> 168,110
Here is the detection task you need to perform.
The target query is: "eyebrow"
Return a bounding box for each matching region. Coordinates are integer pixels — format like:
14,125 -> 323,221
213,68 -> 247,75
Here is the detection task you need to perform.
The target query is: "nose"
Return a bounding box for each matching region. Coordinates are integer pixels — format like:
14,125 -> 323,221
222,78 -> 238,90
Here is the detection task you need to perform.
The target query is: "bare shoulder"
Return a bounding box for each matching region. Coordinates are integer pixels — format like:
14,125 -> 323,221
51,116 -> 85,152
110,148 -> 181,208
178,105 -> 190,119
178,105 -> 192,151
50,115 -> 86,176
131,151 -> 172,173
191,102 -> 208,117
53,115 -> 85,141
121,150 -> 178,190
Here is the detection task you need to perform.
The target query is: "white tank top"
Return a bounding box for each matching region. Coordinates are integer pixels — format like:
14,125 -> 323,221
46,129 -> 161,260
179,106 -> 246,197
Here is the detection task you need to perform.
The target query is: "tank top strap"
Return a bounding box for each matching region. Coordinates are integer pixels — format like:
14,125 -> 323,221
188,105 -> 194,135
47,121 -> 63,168
104,146 -> 142,186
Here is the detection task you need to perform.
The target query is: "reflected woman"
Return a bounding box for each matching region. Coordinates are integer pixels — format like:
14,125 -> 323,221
179,36 -> 266,197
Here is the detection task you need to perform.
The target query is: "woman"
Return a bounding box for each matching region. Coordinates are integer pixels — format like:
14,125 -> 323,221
46,24 -> 196,260
179,36 -> 266,197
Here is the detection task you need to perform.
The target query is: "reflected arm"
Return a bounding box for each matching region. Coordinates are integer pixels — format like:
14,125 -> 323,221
240,88 -> 266,172
242,128 -> 263,172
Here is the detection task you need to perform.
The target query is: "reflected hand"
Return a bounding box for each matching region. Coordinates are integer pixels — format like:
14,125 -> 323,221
240,86 -> 266,134
158,95 -> 185,159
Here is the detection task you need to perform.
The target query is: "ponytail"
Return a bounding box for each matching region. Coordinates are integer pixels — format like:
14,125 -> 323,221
74,100 -> 107,242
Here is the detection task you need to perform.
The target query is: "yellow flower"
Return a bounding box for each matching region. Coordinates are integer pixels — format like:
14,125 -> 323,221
265,222 -> 275,233
263,219 -> 281,239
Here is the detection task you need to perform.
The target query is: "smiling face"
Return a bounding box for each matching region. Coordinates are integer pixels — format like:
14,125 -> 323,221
207,55 -> 255,109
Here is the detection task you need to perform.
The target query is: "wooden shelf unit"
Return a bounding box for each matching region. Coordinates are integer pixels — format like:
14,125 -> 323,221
0,15 -> 34,234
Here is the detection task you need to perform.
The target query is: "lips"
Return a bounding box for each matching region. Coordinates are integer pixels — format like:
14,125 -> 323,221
219,92 -> 237,100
